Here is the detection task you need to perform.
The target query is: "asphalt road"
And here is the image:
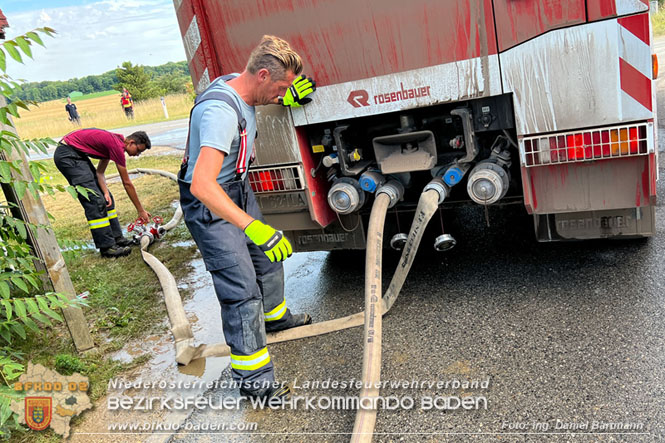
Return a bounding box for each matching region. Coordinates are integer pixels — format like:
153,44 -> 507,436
163,43 -> 665,443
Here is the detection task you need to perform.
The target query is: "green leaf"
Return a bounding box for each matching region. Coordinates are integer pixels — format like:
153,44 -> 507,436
1,300 -> 12,320
36,296 -> 48,311
76,186 -> 90,200
66,186 -> 78,200
0,282 -> 9,299
42,306 -> 62,322
10,323 -> 26,340
26,32 -> 45,47
41,27 -> 57,37
14,37 -> 32,59
25,299 -> 39,315
15,220 -> 26,239
14,181 -> 26,199
15,100 -> 30,111
0,161 -> 10,181
10,277 -> 28,293
0,327 -> 11,344
32,312 -> 51,326
0,49 -> 5,72
29,162 -> 41,181
23,274 -> 39,290
6,102 -> 18,118
2,42 -> 22,64
21,316 -> 38,333
13,299 -> 26,318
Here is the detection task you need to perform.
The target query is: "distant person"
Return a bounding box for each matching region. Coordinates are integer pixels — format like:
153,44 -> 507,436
65,97 -> 81,126
53,128 -> 152,258
120,88 -> 134,119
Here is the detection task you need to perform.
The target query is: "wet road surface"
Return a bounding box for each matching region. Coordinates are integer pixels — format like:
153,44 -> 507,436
161,157 -> 665,442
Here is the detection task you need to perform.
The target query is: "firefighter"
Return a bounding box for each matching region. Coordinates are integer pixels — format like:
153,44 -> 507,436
178,35 -> 316,402
120,88 -> 134,119
54,128 -> 152,258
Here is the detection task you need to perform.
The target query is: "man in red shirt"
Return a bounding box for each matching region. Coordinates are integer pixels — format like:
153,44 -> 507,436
54,128 -> 152,258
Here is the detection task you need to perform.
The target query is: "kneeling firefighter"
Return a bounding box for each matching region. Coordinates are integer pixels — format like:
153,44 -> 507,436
178,35 -> 317,402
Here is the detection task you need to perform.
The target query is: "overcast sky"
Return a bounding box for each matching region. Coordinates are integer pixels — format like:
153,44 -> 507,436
2,0 -> 187,82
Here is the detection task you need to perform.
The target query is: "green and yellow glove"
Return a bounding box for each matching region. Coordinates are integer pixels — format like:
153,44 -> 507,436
244,220 -> 293,262
280,74 -> 316,107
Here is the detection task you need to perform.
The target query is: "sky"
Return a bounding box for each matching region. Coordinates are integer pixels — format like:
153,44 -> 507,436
2,0 -> 187,82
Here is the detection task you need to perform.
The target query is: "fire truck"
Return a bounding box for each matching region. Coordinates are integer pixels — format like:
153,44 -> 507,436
174,0 -> 658,252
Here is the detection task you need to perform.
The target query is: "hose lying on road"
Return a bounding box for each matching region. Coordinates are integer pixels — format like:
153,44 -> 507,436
128,169 -> 445,443
128,169 -> 443,379
351,191 -> 390,442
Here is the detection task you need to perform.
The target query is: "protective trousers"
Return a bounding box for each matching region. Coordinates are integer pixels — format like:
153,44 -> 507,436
178,177 -> 297,387
53,144 -> 123,249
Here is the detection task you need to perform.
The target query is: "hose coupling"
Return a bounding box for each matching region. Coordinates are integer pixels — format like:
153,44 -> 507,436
423,178 -> 449,204
376,180 -> 405,208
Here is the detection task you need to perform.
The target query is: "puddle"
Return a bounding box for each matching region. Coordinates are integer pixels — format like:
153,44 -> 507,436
171,240 -> 195,248
111,257 -> 228,389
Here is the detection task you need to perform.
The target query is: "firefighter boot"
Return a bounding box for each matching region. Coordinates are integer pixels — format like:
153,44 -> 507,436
240,383 -> 291,404
100,245 -> 131,258
265,313 -> 312,333
259,268 -> 313,333
114,236 -> 133,247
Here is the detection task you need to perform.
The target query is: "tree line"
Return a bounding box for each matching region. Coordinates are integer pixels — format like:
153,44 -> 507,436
16,61 -> 190,103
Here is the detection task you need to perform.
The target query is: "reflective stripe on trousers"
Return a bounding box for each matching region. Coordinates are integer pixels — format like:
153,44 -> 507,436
88,217 -> 110,229
230,347 -> 271,371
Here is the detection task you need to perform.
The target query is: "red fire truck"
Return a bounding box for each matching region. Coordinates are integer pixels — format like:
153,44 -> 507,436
174,0 -> 658,251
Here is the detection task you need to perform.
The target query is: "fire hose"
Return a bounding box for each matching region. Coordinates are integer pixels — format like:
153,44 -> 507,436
121,169 -> 446,441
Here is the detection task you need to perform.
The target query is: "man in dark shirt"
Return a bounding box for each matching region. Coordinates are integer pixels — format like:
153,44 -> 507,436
65,97 -> 81,126
54,128 -> 152,258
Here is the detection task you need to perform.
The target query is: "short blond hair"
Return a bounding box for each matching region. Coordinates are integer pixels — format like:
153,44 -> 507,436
246,35 -> 303,80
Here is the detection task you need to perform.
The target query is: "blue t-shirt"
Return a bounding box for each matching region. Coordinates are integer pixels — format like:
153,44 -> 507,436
182,76 -> 256,184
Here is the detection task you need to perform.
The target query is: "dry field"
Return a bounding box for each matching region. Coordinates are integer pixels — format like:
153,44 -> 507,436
14,92 -> 193,140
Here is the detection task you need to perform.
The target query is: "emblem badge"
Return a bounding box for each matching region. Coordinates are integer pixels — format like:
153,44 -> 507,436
25,397 -> 52,431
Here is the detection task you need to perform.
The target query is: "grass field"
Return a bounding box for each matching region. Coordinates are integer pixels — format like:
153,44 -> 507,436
14,92 -> 193,140
70,90 -> 119,101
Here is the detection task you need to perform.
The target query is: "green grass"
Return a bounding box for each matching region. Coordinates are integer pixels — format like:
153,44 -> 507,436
67,90 -> 119,102
652,8 -> 665,36
8,152 -> 199,441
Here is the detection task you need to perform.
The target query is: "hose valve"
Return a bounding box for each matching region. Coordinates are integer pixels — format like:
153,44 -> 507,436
128,216 -> 165,245
423,178 -> 449,204
376,179 -> 405,208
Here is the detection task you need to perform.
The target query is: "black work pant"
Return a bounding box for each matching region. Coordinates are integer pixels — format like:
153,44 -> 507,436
53,144 -> 123,249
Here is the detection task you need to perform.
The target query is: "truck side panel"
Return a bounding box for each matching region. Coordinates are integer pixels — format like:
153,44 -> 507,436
587,0 -> 649,21
195,0 -> 497,87
500,17 -> 653,136
493,0 -> 586,51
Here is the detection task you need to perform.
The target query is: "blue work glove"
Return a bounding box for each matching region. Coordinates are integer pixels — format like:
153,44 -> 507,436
280,74 -> 316,107
244,220 -> 293,262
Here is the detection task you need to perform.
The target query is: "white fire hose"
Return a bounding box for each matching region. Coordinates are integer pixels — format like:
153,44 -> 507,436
122,169 -> 446,441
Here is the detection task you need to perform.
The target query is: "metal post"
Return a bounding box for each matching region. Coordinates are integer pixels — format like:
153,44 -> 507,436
161,96 -> 169,119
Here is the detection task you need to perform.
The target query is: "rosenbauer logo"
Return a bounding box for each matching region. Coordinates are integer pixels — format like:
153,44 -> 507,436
347,82 -> 431,108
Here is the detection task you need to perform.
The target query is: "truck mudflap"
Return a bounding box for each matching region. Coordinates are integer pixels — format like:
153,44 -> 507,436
534,206 -> 655,241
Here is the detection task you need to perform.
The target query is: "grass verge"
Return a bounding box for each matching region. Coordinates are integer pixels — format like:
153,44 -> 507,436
9,152 -> 198,441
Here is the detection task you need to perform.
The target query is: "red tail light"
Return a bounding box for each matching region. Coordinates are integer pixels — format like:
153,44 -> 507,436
523,123 -> 651,167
